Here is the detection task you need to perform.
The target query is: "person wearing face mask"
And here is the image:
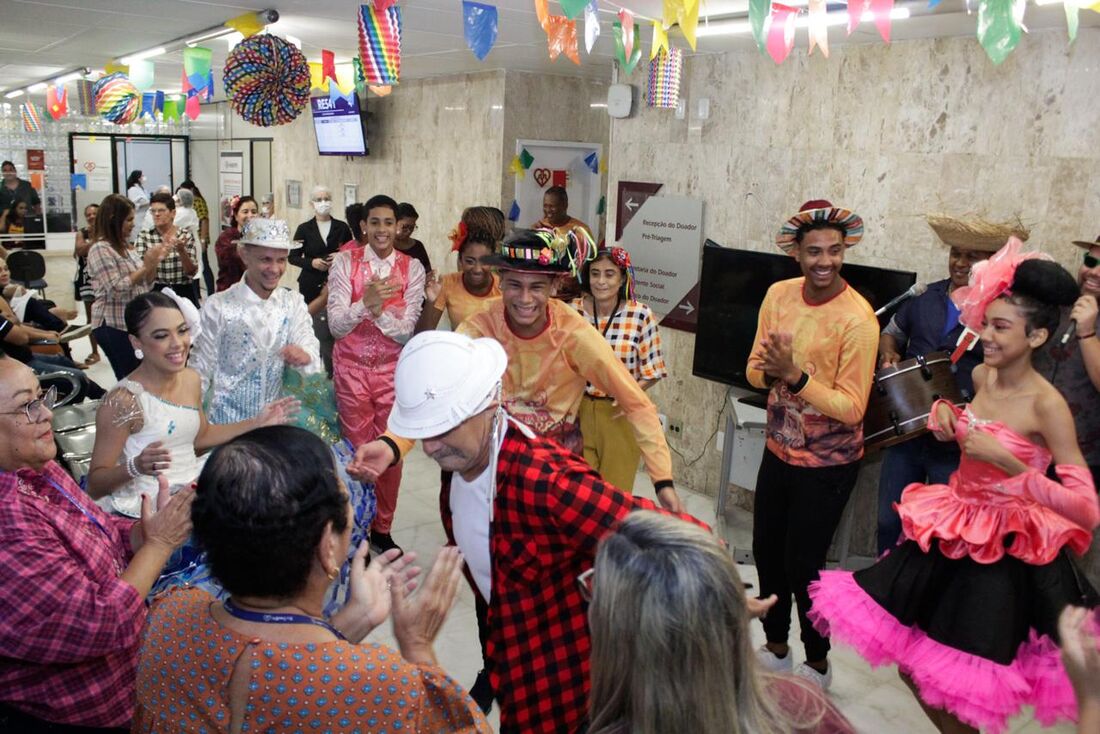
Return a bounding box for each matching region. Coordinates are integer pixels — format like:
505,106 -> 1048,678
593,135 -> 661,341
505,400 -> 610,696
260,193 -> 275,219
327,194 -> 426,555
290,186 -> 353,376
126,171 -> 150,243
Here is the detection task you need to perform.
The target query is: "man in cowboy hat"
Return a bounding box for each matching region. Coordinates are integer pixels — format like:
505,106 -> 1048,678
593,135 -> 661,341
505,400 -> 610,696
382,330 -> 709,734
747,199 -> 879,689
874,215 -> 1018,555
191,218 -> 320,425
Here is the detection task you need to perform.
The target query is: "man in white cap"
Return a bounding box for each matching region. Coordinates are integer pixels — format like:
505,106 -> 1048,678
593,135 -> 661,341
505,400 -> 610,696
191,218 -> 320,424
373,330 -> 705,734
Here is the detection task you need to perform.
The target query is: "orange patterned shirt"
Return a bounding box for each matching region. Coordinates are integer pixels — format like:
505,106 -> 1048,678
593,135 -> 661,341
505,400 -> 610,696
747,277 -> 878,467
433,272 -> 501,328
133,589 -> 491,734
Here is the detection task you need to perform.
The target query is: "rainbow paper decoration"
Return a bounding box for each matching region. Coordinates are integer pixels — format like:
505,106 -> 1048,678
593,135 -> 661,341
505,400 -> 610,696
92,73 -> 141,125
21,102 -> 42,133
46,85 -> 68,120
647,48 -> 682,109
358,2 -> 402,86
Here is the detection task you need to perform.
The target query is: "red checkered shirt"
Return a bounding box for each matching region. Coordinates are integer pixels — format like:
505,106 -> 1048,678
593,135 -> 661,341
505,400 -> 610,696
0,462 -> 144,728
571,297 -> 668,398
440,424 -> 707,734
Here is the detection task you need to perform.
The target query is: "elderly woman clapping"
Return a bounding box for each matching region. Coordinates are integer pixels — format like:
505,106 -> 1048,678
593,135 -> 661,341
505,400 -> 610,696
133,425 -> 490,733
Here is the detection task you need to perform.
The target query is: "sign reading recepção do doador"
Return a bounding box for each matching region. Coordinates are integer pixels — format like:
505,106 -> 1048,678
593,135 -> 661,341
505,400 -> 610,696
615,184 -> 704,328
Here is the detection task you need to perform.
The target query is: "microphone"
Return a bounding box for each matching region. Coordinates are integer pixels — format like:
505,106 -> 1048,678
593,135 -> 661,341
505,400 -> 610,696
1061,320 -> 1076,345
875,282 -> 927,317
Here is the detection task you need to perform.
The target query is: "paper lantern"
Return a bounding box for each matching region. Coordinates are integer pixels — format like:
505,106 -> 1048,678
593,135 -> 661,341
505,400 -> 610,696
222,34 -> 311,126
92,73 -> 141,125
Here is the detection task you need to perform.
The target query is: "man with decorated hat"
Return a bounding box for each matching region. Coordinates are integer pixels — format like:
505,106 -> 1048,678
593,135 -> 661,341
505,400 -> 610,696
874,214 -> 1019,555
191,217 -> 320,425
747,199 -> 879,689
1035,232 -> 1100,586
380,329 -> 707,734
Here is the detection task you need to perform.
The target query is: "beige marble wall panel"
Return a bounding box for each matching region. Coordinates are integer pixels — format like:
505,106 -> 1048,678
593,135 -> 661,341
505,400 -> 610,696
609,28 -> 1100,497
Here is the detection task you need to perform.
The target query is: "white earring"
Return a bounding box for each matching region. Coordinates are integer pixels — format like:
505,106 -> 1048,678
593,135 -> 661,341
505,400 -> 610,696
134,348 -> 144,360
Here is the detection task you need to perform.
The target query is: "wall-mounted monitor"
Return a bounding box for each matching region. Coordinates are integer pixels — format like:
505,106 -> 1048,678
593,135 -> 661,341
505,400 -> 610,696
311,95 -> 368,157
692,241 -> 917,390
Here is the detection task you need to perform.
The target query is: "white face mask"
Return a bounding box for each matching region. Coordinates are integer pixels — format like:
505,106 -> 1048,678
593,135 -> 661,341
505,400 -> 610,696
261,205 -> 272,217
312,200 -> 332,215
139,176 -> 147,186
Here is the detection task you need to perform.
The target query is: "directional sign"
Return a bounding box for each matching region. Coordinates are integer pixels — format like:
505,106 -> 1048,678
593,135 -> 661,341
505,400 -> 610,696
660,282 -> 700,333
615,180 -> 662,241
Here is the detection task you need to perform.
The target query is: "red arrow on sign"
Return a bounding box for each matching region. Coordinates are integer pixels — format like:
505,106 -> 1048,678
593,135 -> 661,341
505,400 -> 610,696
615,180 -> 662,241
659,282 -> 700,334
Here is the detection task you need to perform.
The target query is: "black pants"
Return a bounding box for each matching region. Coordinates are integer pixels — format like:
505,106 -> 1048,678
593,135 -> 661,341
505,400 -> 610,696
201,248 -> 215,297
0,704 -> 127,733
752,448 -> 860,662
93,325 -> 139,380
153,280 -> 199,308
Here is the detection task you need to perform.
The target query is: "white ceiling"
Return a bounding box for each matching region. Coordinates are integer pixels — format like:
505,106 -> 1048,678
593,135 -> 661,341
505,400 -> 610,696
0,0 -> 1095,96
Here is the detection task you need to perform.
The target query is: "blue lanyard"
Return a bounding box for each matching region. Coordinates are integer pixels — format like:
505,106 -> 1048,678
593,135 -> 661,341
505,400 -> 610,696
222,598 -> 347,641
34,474 -> 114,541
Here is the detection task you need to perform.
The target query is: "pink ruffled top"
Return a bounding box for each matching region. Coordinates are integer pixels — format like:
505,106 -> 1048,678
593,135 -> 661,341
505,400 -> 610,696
897,402 -> 1100,565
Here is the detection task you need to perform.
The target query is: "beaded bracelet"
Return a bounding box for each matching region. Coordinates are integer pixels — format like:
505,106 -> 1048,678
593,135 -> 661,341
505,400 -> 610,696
126,455 -> 140,479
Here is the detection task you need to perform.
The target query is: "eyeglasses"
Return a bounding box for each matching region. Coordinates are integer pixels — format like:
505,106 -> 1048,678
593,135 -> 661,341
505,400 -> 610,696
1085,253 -> 1099,269
149,207 -> 171,216
0,385 -> 58,423
576,568 -> 594,602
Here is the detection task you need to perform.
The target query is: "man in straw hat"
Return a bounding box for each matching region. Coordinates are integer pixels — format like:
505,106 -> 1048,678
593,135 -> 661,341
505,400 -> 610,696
378,330 -> 710,734
191,218 -> 320,425
875,214 -> 1019,555
748,199 -> 879,689
1035,232 -> 1100,585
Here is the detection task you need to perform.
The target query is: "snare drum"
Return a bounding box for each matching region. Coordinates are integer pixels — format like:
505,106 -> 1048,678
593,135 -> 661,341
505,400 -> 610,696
863,351 -> 964,451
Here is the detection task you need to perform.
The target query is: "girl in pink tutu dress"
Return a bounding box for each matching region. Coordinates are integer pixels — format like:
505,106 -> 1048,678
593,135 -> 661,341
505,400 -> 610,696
809,242 -> 1100,734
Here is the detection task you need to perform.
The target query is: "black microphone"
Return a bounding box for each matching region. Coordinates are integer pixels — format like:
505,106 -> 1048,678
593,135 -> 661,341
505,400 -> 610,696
1061,320 -> 1076,345
874,282 -> 927,317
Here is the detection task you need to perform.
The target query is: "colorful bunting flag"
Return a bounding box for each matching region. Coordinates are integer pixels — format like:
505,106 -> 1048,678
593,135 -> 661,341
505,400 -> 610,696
508,199 -> 520,221
226,11 -> 265,37
619,9 -> 635,58
329,83 -> 356,106
560,0 -> 587,19
663,0 -> 700,51
369,85 -> 392,96
1065,1 -> 1079,41
140,91 -> 165,118
310,62 -> 331,92
104,61 -> 128,76
510,155 -> 526,178
46,85 -> 68,120
647,48 -> 682,108
322,49 -> 338,82
584,2 -> 600,54
545,16 -> 580,64
848,0 -> 868,34
163,98 -> 181,121
597,195 -> 606,215
977,0 -> 1023,64
613,21 -> 643,75
519,149 -> 535,168
870,0 -> 896,42
353,58 -> 367,93
463,1 -> 499,61
807,0 -> 829,56
20,102 -> 42,133
584,151 -> 599,173
185,94 -> 201,121
129,59 -> 155,90
359,1 -> 403,86
183,47 -> 213,97
71,173 -> 87,190
535,0 -> 551,29
766,3 -> 799,64
650,21 -> 670,60
749,0 -> 770,52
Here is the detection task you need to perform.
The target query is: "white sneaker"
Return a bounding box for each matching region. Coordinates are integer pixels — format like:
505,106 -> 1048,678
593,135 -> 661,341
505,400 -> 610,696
755,644 -> 794,674
794,661 -> 833,690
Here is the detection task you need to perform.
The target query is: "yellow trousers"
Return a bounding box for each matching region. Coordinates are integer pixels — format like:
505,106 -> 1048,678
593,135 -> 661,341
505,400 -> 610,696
578,394 -> 642,493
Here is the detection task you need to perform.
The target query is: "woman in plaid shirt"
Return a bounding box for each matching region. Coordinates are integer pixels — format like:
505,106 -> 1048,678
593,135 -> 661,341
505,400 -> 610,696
572,247 -> 668,493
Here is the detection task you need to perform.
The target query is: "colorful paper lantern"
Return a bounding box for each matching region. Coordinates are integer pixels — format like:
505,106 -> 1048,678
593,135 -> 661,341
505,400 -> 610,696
222,34 -> 312,126
93,73 -> 141,125
358,2 -> 402,86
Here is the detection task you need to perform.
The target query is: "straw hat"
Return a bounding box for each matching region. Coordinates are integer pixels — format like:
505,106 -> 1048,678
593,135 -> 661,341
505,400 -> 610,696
925,213 -> 1028,253
1072,234 -> 1100,251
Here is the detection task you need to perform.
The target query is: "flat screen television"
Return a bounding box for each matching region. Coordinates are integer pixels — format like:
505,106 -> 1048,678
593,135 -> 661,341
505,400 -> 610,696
692,241 -> 917,390
311,95 -> 368,157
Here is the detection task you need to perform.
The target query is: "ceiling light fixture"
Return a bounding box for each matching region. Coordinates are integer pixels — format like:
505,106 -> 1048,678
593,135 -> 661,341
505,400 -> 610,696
695,6 -> 910,36
119,47 -> 167,65
28,83 -> 47,92
53,71 -> 87,84
5,90 -> 25,99
186,28 -> 237,46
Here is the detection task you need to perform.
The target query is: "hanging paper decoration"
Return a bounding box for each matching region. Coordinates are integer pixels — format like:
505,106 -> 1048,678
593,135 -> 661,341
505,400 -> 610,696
663,0 -> 700,51
584,2 -> 600,54
140,91 -> 165,118
358,2 -> 402,86
545,16 -> 580,64
613,21 -> 643,74
647,48 -> 682,108
185,94 -> 201,121
1065,1 -> 1078,41
223,33 -> 312,126
619,9 -> 635,58
183,47 -> 214,97
226,11 -> 266,37
870,0 -> 896,42
368,84 -> 392,96
847,0 -> 867,34
353,58 -> 367,93
321,49 -> 338,83
46,85 -> 68,120
20,102 -> 42,133
76,80 -> 95,115
807,0 -> 829,56
519,148 -> 535,169
92,73 -> 141,125
104,61 -> 128,76
507,199 -> 520,221
129,59 -> 156,91
597,195 -> 606,214
749,0 -> 770,52
309,62 -> 331,92
650,21 -> 670,59
463,1 -> 498,61
584,151 -> 599,173
535,0 -> 551,29
205,70 -> 215,101
329,83 -> 355,106
71,173 -> 87,190
977,0 -> 1023,64
560,0 -> 588,19
927,0 -> 942,7
599,155 -> 607,173
510,155 -> 526,178
766,4 -> 798,64
162,98 -> 181,121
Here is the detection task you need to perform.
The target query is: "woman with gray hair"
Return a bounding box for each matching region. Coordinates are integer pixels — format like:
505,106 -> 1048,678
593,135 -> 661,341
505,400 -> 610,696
290,185 -> 353,376
586,511 -> 854,734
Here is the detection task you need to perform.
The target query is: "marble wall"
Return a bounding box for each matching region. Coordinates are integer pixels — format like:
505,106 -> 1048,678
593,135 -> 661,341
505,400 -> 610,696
608,29 -> 1100,503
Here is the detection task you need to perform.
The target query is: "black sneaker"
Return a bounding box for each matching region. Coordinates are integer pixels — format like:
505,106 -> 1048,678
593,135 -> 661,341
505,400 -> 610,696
469,669 -> 494,713
370,531 -> 402,556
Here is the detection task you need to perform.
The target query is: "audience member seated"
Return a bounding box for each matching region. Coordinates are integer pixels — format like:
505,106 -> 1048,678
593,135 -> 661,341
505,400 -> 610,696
133,425 -> 491,733
586,511 -> 854,734
0,354 -> 194,731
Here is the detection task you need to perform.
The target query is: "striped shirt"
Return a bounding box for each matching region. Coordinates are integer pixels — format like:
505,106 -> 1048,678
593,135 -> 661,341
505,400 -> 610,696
571,296 -> 668,397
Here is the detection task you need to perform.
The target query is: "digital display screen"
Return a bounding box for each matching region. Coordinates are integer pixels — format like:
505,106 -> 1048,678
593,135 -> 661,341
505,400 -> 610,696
311,95 -> 367,157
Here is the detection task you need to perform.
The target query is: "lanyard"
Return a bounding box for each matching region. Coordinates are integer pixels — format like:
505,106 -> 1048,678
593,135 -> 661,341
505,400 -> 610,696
222,598 -> 348,641
589,296 -> 622,338
41,476 -> 114,540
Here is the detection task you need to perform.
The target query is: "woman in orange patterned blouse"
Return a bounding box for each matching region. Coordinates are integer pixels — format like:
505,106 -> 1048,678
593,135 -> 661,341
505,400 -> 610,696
133,426 -> 490,734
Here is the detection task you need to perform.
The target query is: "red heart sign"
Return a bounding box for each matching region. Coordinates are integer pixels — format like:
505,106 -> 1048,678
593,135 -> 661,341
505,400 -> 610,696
532,168 -> 552,187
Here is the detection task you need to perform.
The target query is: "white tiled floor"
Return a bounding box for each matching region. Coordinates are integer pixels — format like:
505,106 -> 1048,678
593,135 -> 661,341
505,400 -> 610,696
62,334 -> 1074,733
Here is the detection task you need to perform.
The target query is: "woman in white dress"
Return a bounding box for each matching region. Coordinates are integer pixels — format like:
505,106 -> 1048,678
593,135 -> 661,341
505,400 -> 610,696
125,170 -> 149,243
